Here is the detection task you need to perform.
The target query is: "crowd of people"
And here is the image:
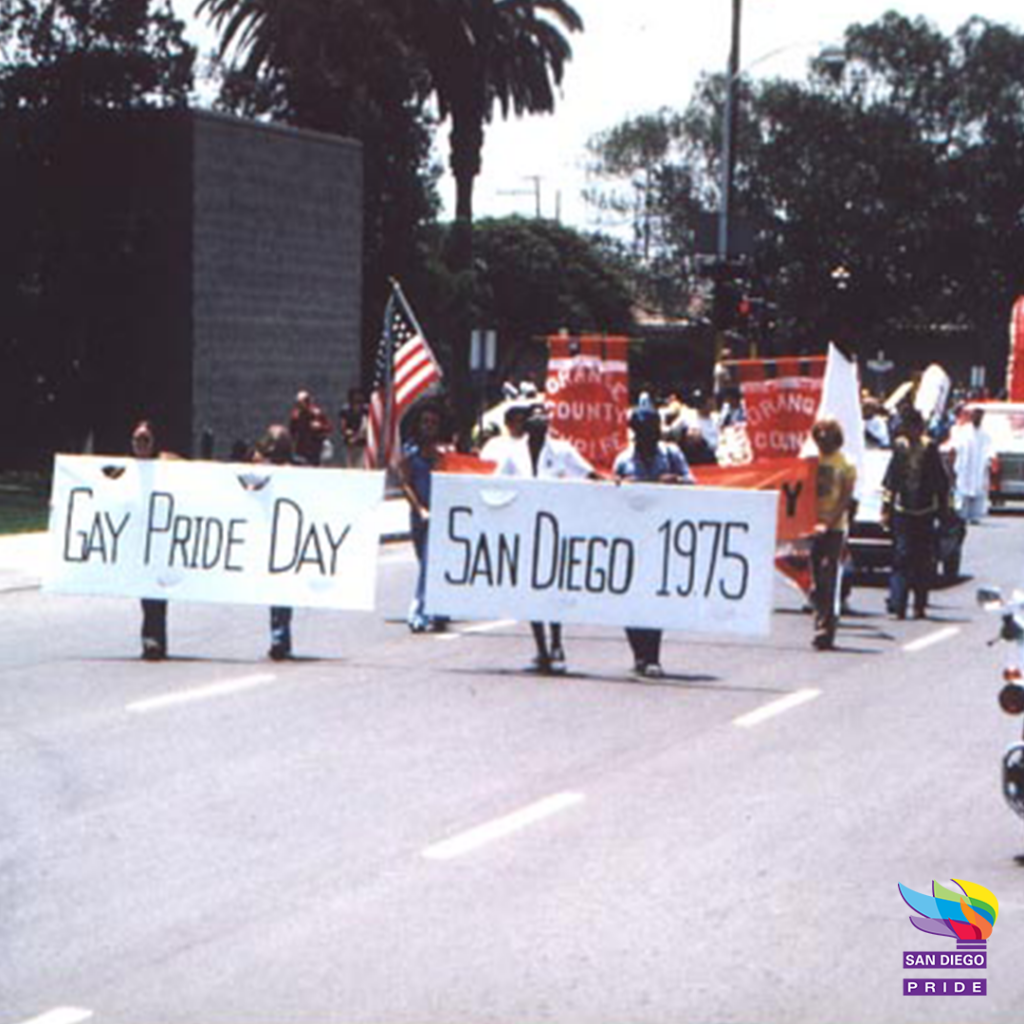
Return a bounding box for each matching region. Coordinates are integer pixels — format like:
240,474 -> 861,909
126,370 -> 1000,668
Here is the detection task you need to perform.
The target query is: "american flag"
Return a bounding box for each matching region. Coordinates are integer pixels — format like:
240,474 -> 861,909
365,283 -> 443,469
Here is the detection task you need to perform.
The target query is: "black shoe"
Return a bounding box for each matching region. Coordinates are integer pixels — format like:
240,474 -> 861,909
142,638 -> 166,661
913,607 -> 927,620
269,643 -> 292,661
813,634 -> 834,650
528,654 -> 553,674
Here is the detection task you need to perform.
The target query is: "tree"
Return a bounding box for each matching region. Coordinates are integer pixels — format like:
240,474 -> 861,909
604,12 -> 1024,373
414,0 -> 583,272
0,1 -> 195,464
472,215 -> 633,346
585,109 -> 704,316
0,0 -> 194,111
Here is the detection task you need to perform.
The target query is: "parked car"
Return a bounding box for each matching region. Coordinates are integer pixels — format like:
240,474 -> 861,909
964,401 -> 1024,505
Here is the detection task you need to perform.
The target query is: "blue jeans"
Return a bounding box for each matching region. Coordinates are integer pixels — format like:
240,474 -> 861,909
409,519 -> 430,627
625,628 -> 662,666
270,606 -> 293,651
889,513 -> 936,616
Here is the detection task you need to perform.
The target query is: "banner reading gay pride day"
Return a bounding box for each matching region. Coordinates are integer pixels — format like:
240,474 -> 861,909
425,475 -> 778,636
45,456 -> 385,608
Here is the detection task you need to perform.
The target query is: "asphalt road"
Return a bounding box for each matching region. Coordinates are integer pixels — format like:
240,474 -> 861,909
2,518 -> 1024,1024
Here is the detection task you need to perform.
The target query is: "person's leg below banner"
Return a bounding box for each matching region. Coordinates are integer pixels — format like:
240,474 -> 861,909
529,622 -> 551,674
141,599 -> 167,660
626,627 -> 663,676
270,606 -> 293,660
549,623 -> 566,673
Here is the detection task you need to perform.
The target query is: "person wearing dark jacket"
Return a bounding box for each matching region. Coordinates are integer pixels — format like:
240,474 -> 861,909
882,407 -> 951,619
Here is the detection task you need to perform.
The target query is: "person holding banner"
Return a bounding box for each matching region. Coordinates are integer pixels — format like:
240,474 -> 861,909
399,401 -> 452,633
809,418 -> 857,650
495,407 -> 601,673
131,420 -> 173,660
254,424 -> 304,658
614,398 -> 695,677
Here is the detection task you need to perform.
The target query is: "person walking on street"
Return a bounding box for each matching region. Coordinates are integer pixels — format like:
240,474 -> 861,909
949,406 -> 991,524
882,407 -> 951,620
809,418 -> 857,650
398,401 -> 451,633
495,407 -> 601,674
288,389 -> 332,466
613,397 -> 694,676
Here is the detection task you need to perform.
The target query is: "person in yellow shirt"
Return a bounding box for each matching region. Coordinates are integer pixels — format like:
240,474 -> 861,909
810,418 -> 857,650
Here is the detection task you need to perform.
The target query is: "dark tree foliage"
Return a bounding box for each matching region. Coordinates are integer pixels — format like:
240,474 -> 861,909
473,216 -> 633,336
589,13 -> 1024,376
0,0 -> 194,111
585,109 -> 704,317
683,12 -> 1024,370
0,1 -> 195,466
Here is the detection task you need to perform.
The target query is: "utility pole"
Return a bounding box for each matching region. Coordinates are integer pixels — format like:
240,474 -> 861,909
717,0 -> 742,259
498,175 -> 543,218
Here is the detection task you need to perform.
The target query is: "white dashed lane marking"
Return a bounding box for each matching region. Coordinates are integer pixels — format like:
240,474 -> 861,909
734,688 -> 821,728
12,1009 -> 93,1024
126,673 -> 277,713
902,626 -> 960,654
423,792 -> 585,860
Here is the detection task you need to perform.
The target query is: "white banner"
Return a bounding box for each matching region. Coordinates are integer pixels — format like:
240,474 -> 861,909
45,455 -> 385,609
425,476 -> 778,636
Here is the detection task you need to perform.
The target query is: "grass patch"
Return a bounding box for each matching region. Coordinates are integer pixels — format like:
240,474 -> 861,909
0,472 -> 50,535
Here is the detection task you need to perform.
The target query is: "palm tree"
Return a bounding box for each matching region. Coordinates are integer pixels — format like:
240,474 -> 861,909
413,0 -> 583,269
199,0 -> 583,267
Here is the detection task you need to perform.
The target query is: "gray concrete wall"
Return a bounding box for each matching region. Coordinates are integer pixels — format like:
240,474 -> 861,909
190,112 -> 363,457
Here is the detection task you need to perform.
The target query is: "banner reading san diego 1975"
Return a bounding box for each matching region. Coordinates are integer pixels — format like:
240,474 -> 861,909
45,455 -> 385,609
425,475 -> 779,637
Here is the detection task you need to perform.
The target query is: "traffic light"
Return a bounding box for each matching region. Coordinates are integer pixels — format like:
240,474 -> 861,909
712,279 -> 742,331
708,258 -> 749,332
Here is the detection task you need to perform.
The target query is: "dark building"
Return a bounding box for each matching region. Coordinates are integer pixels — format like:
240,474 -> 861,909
0,109 -> 362,465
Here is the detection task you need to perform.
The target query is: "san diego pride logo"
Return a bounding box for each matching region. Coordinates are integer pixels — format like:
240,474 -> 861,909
898,878 -> 998,997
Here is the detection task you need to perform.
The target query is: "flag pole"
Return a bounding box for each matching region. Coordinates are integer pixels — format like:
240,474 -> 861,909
390,277 -> 428,343
378,284 -> 399,470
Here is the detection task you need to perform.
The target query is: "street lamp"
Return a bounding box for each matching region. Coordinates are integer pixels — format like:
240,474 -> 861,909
716,0 -> 845,260
717,0 -> 742,260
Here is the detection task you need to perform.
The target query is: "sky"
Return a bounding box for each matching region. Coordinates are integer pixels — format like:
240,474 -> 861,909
176,1 -> 1024,231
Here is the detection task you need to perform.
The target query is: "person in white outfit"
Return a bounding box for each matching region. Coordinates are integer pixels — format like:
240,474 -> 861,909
479,391 -> 535,465
950,407 -> 992,524
494,408 -> 600,673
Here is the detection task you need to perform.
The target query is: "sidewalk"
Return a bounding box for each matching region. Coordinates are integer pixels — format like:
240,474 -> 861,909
0,497 -> 412,594
0,531 -> 48,593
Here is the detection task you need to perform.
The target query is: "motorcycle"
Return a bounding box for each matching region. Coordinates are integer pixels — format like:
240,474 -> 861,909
977,586 -> 1024,824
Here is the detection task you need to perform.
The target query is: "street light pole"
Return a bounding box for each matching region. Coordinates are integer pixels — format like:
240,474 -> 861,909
717,0 -> 743,259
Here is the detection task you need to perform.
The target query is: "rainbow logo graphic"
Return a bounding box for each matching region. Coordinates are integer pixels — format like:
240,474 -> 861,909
898,879 -> 999,949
